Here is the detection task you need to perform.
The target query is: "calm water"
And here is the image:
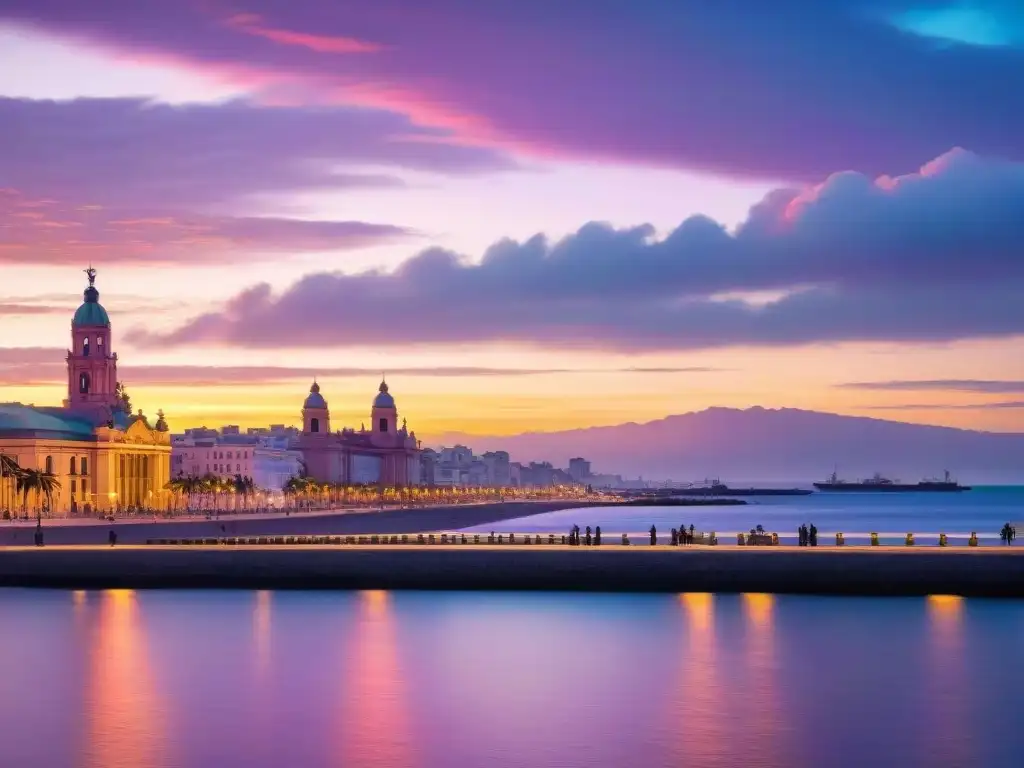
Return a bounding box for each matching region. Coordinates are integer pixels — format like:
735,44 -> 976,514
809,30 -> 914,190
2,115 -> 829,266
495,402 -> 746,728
464,486 -> 1024,544
3,589 -> 1023,767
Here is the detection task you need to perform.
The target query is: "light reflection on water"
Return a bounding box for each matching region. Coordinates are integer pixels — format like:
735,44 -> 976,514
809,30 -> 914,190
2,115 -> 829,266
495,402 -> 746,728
1,589 -> 1022,768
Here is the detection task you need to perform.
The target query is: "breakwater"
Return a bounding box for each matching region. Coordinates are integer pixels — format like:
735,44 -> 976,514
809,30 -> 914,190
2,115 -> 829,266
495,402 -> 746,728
2,546 -> 1023,596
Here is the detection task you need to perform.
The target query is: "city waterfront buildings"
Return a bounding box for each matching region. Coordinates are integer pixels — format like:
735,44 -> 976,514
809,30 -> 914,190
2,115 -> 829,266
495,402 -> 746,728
0,269 -> 172,515
298,378 -> 421,486
171,427 -> 302,494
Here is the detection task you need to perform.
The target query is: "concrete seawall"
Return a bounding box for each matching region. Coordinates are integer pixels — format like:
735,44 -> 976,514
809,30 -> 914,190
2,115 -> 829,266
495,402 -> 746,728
2,547 -> 1023,596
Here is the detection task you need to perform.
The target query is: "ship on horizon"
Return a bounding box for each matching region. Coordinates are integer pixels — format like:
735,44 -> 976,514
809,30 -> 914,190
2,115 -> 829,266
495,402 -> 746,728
813,470 -> 971,492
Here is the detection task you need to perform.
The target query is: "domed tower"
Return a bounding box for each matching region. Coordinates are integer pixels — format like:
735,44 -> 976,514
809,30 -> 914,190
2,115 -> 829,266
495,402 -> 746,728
65,266 -> 118,409
302,381 -> 330,436
370,377 -> 398,447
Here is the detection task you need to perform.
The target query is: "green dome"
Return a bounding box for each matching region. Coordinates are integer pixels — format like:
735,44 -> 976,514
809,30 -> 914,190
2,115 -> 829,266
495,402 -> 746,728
72,280 -> 110,327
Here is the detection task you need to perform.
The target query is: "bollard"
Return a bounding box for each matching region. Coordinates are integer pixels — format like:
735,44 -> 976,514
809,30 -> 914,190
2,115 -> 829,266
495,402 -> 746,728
939,533 -> 948,547
548,534 -> 555,545
905,533 -> 914,546
473,534 -> 480,544
969,532 -> 979,547
401,534 -> 409,544
621,533 -> 630,545
836,532 -> 845,546
441,534 -> 448,544
737,533 -> 745,546
461,534 -> 467,544
498,534 -> 504,544
428,534 -> 436,544
509,533 -> 516,544
870,532 -> 879,546
417,534 -> 425,544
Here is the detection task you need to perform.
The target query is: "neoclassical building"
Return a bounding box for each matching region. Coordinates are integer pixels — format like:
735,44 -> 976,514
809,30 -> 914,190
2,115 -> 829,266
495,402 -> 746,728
0,269 -> 172,515
298,378 -> 421,486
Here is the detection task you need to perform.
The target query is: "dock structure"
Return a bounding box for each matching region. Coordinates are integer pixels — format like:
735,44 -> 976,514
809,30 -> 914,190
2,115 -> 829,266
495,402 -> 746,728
1,544 -> 1023,596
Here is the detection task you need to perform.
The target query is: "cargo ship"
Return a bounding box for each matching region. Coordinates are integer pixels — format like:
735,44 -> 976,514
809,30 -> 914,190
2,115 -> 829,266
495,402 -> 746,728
813,470 -> 971,492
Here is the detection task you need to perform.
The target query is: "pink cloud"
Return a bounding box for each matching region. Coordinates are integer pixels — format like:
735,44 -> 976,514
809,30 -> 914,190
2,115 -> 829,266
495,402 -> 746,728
224,13 -> 383,54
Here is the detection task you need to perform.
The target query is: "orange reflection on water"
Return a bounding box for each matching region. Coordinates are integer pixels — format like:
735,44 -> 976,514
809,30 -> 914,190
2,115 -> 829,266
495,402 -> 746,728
742,593 -> 786,757
253,590 -> 272,676
926,595 -> 967,766
669,593 -> 725,763
336,590 -> 414,768
83,590 -> 165,768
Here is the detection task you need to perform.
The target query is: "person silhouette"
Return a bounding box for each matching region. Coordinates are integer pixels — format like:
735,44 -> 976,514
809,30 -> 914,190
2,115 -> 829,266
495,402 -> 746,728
595,526 -> 602,546
671,528 -> 679,546
649,525 -> 657,545
585,526 -> 593,546
689,524 -> 695,544
809,523 -> 818,547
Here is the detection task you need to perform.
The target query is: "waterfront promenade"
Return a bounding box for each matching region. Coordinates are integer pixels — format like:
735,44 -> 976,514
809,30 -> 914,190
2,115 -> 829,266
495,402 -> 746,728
0,500 -> 603,546
1,545 -> 1023,596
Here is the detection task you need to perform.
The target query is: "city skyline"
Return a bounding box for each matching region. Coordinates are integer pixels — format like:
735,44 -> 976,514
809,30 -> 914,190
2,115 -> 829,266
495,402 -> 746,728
3,2 -> 1024,436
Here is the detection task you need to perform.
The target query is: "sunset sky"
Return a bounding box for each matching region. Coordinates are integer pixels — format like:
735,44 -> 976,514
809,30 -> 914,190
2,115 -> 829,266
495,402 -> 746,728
2,0 -> 1024,439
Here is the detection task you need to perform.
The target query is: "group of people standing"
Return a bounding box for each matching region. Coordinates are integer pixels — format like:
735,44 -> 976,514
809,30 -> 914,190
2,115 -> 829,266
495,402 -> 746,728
798,523 -> 818,546
568,524 -> 601,546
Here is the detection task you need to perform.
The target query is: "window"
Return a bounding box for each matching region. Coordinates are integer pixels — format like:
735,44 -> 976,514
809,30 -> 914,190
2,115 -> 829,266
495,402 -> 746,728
70,457 -> 77,475
79,372 -> 90,394
236,464 -> 241,472
71,479 -> 77,496
83,337 -> 90,356
81,457 -> 88,476
311,417 -> 320,433
97,336 -> 104,351
45,456 -> 53,474
227,451 -> 233,459
379,418 -> 388,433
82,478 -> 88,496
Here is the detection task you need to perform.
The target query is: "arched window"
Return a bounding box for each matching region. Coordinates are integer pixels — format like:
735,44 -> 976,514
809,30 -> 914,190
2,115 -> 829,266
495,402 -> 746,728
83,337 -> 90,356
236,464 -> 241,472
311,417 -> 320,433
81,457 -> 88,476
45,456 -> 53,474
70,457 -> 77,475
79,372 -> 91,394
379,418 -> 388,433
97,336 -> 104,351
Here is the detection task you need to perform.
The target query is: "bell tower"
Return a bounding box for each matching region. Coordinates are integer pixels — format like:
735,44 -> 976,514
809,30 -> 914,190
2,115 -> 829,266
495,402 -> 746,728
65,267 -> 119,409
370,377 -> 398,447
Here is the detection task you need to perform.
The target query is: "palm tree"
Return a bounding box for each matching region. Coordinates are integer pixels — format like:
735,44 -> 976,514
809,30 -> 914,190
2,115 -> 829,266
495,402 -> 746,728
16,469 -> 61,521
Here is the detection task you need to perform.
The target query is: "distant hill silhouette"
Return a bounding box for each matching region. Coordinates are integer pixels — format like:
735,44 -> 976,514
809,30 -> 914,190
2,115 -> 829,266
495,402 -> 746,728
434,407 -> 1024,484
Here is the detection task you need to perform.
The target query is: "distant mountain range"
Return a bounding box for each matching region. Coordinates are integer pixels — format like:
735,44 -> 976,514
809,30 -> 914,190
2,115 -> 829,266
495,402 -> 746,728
434,407 -> 1024,484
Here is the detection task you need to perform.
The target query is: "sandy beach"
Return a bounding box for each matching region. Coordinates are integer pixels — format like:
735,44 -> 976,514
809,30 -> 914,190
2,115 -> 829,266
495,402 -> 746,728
1,545 -> 1023,596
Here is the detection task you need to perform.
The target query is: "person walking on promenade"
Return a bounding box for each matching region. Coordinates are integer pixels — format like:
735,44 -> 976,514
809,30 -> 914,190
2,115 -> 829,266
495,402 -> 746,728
689,524 -> 695,544
798,525 -> 806,546
585,526 -> 593,546
649,525 -> 657,546
809,524 -> 818,547
595,526 -> 602,546
671,528 -> 679,546
1001,523 -> 1012,545
679,522 -> 687,545
108,529 -> 117,547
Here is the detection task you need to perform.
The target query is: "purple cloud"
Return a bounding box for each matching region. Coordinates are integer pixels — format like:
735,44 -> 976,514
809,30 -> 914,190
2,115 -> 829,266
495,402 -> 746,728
0,351 -> 718,386
864,402 -> 1024,411
0,189 -> 411,263
0,97 -> 510,211
128,149 -> 1024,351
3,1 -> 1024,178
841,380 -> 1024,394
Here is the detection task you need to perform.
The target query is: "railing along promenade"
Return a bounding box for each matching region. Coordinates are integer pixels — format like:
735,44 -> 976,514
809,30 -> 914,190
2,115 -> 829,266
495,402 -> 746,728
142,530 -> 1004,547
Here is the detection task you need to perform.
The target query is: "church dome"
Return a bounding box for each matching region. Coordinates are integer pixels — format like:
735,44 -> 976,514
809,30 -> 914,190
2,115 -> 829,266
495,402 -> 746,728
72,269 -> 110,327
373,378 -> 395,409
303,381 -> 328,410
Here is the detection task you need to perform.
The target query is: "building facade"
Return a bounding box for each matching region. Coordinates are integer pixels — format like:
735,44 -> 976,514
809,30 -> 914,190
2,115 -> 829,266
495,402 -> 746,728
0,268 -> 172,515
171,427 -> 302,493
298,379 -> 421,486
